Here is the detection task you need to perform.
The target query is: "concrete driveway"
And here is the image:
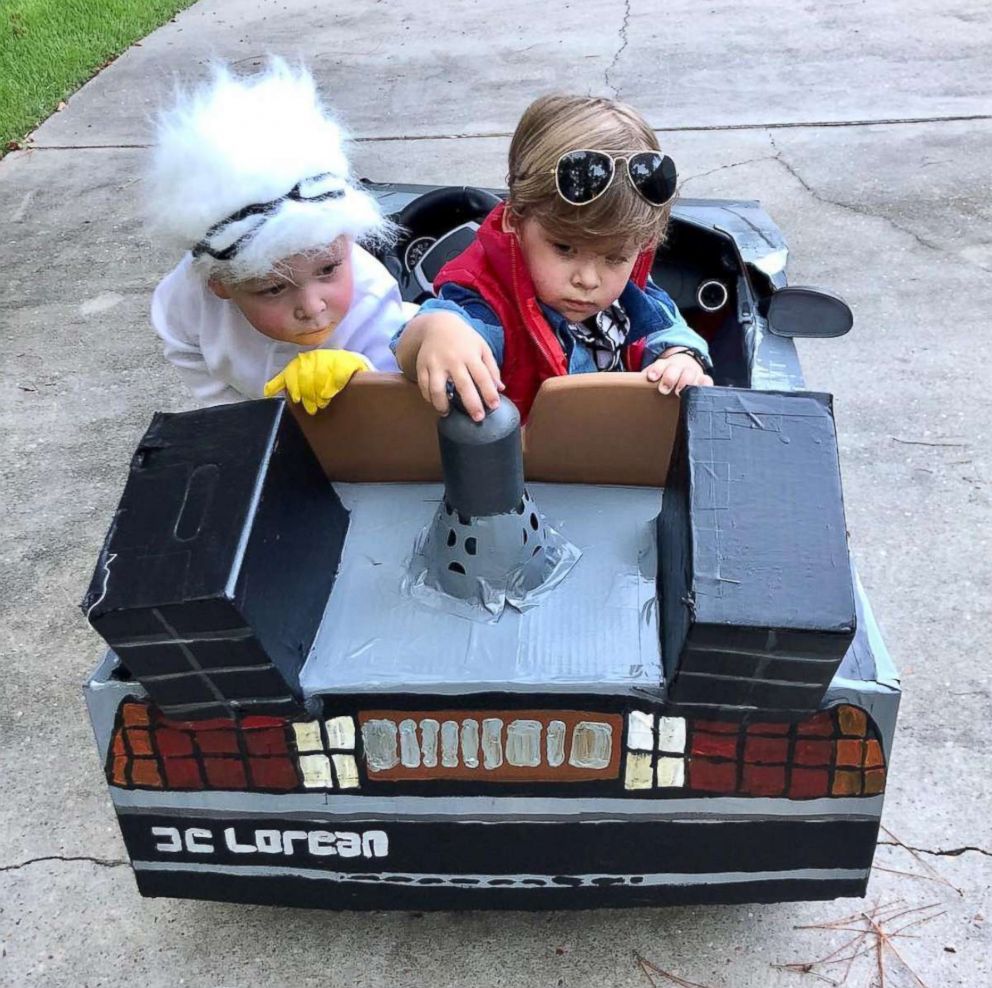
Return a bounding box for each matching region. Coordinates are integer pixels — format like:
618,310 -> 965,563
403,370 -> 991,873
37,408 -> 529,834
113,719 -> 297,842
1,1 -> 989,984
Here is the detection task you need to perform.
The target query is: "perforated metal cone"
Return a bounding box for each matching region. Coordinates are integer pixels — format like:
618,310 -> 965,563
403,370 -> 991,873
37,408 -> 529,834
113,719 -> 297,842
424,488 -> 554,599
409,396 -> 581,616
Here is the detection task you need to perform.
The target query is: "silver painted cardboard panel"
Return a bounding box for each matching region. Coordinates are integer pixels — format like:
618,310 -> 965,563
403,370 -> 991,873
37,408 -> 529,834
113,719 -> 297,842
300,483 -> 663,695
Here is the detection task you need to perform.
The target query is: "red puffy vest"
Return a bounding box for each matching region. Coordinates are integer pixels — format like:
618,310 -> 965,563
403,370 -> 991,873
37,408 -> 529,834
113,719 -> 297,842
434,202 -> 654,421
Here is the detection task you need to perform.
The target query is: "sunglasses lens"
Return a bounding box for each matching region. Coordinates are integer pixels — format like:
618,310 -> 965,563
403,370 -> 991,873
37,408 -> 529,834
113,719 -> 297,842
628,152 -> 677,205
556,151 -> 615,204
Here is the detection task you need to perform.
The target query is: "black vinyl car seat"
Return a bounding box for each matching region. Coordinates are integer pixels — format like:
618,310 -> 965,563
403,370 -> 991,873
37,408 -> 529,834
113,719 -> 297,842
381,186 -> 502,303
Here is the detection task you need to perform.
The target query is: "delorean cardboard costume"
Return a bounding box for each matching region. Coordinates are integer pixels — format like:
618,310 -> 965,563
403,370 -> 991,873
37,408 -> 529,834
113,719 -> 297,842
81,185 -> 900,910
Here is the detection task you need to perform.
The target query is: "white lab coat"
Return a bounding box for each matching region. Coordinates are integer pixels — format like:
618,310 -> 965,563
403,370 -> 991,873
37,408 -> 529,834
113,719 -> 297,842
151,243 -> 404,405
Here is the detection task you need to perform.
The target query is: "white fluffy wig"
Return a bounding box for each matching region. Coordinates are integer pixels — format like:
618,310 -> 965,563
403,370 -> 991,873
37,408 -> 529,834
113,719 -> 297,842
146,59 -> 393,283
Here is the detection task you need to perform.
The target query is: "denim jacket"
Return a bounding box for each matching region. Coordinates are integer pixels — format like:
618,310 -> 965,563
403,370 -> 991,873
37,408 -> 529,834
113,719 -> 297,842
395,278 -> 711,373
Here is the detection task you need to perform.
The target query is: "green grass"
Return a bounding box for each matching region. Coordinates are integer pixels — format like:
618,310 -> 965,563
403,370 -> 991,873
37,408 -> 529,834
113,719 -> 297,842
0,0 -> 196,150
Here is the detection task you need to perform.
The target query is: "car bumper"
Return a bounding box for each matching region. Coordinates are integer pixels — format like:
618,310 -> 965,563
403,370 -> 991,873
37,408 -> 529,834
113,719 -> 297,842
115,792 -> 880,910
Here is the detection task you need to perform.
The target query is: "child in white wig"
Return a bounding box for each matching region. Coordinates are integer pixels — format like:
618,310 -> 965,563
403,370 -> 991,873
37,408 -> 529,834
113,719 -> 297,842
148,59 -> 405,413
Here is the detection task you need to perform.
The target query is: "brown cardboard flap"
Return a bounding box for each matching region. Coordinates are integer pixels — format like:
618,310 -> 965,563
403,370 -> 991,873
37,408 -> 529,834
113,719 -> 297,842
290,373 -> 442,482
292,372 -> 677,487
524,374 -> 678,487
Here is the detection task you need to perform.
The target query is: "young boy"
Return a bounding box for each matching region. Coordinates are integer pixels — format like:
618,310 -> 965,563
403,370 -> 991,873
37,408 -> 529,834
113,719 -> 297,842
394,94 -> 713,422
148,60 -> 406,413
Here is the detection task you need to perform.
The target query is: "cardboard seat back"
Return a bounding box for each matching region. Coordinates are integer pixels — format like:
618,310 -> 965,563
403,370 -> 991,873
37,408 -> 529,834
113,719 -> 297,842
292,372 -> 679,487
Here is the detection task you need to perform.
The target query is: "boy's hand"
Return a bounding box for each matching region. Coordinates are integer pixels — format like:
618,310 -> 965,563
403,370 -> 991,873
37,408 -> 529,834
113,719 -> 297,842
401,312 -> 503,422
264,349 -> 372,415
644,348 -> 713,396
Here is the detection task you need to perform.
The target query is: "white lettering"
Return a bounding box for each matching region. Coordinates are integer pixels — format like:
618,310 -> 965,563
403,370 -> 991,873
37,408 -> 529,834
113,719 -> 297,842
183,827 -> 214,854
307,831 -> 337,856
255,829 -> 282,854
281,830 -> 309,856
151,826 -> 181,853
150,824 -> 389,860
362,830 -> 389,859
335,832 -> 361,858
224,827 -> 257,854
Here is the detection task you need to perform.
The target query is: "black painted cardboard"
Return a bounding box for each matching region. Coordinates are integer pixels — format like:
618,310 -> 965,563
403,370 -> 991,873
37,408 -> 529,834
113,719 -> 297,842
658,387 -> 856,715
81,399 -> 348,718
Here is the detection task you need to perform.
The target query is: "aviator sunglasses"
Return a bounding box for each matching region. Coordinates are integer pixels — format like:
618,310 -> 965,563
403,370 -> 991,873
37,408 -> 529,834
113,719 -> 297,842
553,149 -> 677,207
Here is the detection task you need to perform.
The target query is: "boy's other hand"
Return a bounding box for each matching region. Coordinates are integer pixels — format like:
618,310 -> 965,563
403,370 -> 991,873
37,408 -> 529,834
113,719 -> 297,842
264,349 -> 372,414
403,312 -> 503,422
644,349 -> 713,396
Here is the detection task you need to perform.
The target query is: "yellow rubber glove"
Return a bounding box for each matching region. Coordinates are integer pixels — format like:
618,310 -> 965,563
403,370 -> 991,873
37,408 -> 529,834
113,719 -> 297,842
264,349 -> 373,415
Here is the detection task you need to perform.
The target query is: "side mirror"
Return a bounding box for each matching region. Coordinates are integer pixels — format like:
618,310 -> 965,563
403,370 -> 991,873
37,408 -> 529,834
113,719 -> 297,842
766,286 -> 853,338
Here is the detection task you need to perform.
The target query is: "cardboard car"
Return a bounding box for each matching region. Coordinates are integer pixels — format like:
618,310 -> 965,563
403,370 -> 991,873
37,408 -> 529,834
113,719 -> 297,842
81,185 -> 899,910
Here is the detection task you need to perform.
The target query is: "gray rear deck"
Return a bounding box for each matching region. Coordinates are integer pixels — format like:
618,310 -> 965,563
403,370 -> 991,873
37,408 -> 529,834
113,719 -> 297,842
300,483 -> 664,695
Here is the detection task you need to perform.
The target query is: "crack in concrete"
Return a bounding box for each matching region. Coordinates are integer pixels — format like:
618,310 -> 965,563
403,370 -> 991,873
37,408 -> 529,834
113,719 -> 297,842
0,854 -> 129,873
768,133 -> 992,274
878,840 -> 992,858
18,111 -> 992,153
604,0 -> 632,98
19,143 -> 152,150
665,111 -> 992,133
679,155 -> 779,188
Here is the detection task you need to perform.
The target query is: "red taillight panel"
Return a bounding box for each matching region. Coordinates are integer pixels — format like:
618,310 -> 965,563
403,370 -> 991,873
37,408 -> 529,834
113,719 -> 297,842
624,704 -> 887,799
714,703 -> 885,798
107,699 -> 886,800
108,701 -> 302,793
